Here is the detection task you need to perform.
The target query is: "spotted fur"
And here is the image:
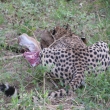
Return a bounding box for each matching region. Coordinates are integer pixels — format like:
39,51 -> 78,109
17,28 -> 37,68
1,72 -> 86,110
39,41 -> 110,98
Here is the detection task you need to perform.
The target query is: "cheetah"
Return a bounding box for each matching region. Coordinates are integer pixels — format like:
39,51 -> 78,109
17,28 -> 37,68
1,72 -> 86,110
34,41 -> 109,98
0,41 -> 110,99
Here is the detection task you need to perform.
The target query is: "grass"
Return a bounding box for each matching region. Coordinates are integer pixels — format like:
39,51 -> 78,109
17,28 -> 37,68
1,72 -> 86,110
0,0 -> 110,109
76,71 -> 110,110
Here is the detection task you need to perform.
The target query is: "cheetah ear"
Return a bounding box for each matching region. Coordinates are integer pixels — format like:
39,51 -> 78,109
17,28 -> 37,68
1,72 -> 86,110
81,37 -> 87,44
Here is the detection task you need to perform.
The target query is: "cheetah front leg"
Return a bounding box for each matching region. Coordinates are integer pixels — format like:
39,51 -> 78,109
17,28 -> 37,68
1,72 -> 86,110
69,73 -> 84,90
48,73 -> 85,99
48,88 -> 71,99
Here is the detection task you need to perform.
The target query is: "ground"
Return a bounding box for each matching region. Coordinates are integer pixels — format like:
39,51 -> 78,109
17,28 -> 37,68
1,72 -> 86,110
0,0 -> 110,110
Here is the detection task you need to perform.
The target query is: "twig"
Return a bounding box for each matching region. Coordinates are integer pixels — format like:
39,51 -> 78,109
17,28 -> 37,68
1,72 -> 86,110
87,81 -> 97,89
81,81 -> 97,98
0,54 -> 23,61
20,24 -> 41,50
0,41 -> 26,53
81,87 -> 93,98
42,53 -> 46,108
5,38 -> 18,43
72,98 -> 80,106
47,74 -> 58,88
46,35 -> 67,89
38,103 -> 84,110
21,24 -> 36,39
49,34 -> 66,48
50,33 -> 56,42
34,89 -> 43,101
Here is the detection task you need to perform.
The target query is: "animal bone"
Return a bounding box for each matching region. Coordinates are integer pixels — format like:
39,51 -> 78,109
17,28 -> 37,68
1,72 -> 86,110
18,33 -> 41,52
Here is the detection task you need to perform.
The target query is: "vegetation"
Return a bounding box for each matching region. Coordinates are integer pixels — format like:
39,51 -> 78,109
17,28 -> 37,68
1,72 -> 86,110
0,0 -> 110,109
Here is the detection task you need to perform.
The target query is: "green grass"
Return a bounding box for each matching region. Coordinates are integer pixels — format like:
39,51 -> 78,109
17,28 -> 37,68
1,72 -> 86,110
0,0 -> 110,109
76,71 -> 110,110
